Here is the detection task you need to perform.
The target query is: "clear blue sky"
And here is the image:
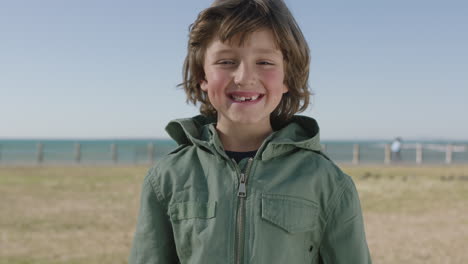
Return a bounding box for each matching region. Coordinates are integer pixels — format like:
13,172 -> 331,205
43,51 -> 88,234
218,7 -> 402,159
1,0 -> 467,140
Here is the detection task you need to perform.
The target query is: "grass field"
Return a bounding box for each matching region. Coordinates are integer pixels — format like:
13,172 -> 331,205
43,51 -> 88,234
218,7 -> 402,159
0,165 -> 467,263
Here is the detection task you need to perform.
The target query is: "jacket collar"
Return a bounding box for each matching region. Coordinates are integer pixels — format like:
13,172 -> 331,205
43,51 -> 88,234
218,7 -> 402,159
165,115 -> 323,161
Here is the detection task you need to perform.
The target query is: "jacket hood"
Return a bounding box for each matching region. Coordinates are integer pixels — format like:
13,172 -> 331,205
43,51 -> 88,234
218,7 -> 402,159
165,115 -> 323,161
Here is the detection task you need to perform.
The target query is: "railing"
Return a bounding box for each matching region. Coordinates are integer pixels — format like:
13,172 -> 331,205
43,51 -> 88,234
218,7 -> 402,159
0,141 -> 467,165
322,143 -> 468,165
0,141 -> 175,165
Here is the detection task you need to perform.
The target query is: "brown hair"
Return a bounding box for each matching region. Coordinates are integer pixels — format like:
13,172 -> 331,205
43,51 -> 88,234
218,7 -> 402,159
180,0 -> 311,125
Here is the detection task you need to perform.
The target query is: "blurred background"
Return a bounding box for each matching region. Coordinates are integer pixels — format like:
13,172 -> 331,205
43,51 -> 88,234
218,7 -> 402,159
0,0 -> 467,263
1,0 -> 467,165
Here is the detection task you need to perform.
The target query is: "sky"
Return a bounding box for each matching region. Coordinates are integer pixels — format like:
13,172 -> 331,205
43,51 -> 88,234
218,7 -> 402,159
1,0 -> 467,140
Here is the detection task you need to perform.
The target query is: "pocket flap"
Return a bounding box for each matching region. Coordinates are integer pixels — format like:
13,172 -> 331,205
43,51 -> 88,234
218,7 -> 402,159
169,201 -> 216,221
261,194 -> 318,233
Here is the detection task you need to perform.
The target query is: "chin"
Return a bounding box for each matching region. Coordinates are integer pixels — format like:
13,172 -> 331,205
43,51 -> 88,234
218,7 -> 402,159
230,116 -> 268,126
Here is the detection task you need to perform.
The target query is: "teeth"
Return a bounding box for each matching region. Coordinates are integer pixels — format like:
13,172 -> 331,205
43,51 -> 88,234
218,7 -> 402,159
232,95 -> 260,102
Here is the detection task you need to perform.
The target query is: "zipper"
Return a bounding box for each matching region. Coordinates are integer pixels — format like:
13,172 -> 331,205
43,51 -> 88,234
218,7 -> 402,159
234,157 -> 254,264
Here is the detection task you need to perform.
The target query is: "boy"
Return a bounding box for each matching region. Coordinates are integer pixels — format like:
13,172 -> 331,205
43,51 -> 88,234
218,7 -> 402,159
129,0 -> 372,263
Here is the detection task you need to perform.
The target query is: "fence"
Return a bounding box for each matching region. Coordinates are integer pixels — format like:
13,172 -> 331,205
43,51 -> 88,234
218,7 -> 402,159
322,143 -> 468,165
0,141 -> 467,165
0,141 -> 177,165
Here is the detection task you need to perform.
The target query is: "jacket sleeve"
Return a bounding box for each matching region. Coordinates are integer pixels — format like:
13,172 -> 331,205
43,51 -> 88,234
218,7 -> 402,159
319,177 -> 372,263
129,170 -> 180,264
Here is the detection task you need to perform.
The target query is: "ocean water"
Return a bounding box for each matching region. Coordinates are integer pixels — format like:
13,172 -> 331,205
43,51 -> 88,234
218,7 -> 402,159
0,139 -> 467,165
0,139 -> 177,165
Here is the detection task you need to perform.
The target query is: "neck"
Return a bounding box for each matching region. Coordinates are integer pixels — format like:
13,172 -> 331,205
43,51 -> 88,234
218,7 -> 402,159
216,120 -> 273,152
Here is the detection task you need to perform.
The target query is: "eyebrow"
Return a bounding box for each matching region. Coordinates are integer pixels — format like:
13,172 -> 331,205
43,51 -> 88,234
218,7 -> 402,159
212,49 -> 235,56
212,48 -> 282,56
253,48 -> 282,55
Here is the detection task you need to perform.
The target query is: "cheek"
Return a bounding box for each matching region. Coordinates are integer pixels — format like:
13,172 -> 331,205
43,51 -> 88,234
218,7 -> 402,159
261,69 -> 285,87
205,70 -> 230,87
204,70 -> 231,101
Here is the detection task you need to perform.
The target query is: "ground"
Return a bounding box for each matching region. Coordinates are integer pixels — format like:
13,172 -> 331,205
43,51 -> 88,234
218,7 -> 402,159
0,165 -> 467,263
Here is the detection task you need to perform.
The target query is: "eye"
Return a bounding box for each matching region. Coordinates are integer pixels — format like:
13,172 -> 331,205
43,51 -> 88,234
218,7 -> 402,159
216,60 -> 236,65
257,61 -> 274,65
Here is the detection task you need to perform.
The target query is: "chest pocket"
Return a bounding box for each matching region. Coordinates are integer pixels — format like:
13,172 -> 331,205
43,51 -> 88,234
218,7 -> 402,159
260,194 -> 320,263
169,201 -> 217,259
169,201 -> 216,221
261,193 -> 318,233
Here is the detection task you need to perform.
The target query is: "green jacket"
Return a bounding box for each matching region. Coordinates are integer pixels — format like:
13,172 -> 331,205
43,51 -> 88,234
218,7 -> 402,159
129,115 -> 372,264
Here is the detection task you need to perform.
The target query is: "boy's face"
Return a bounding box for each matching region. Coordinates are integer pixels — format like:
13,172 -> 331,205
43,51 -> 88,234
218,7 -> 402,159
200,29 -> 288,129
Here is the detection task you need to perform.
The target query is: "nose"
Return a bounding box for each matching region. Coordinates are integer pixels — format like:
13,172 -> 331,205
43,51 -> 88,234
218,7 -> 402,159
234,62 -> 257,87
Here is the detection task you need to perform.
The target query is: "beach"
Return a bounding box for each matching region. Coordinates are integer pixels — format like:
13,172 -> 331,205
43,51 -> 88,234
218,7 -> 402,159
1,165 -> 467,263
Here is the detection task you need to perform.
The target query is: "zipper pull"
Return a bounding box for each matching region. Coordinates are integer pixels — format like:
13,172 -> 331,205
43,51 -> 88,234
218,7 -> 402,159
237,173 -> 247,197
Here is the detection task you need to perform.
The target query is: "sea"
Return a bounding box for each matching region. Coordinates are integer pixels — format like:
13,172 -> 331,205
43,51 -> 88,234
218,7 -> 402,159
0,139 -> 467,165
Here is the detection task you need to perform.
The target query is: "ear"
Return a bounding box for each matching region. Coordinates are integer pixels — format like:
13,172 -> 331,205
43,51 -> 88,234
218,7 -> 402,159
200,79 -> 208,92
282,83 -> 288,94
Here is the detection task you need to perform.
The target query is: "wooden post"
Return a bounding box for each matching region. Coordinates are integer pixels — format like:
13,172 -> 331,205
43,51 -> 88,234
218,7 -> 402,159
416,143 -> 423,165
111,143 -> 118,163
147,143 -> 155,163
133,148 -> 138,164
445,144 -> 453,164
384,144 -> 391,164
37,142 -> 44,163
74,143 -> 81,163
352,144 -> 360,165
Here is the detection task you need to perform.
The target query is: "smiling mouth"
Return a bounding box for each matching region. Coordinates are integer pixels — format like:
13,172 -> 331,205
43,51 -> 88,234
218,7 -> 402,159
229,94 -> 265,103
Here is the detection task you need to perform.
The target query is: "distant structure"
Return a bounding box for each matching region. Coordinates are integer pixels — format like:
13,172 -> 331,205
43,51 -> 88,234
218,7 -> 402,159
391,137 -> 403,162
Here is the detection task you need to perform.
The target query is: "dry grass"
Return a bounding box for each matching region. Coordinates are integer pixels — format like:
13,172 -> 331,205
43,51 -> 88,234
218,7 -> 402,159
342,166 -> 468,264
0,165 -> 467,263
0,166 -> 147,264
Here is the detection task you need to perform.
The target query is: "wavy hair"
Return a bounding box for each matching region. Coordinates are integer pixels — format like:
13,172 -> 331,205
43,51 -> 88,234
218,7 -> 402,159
180,0 -> 311,125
